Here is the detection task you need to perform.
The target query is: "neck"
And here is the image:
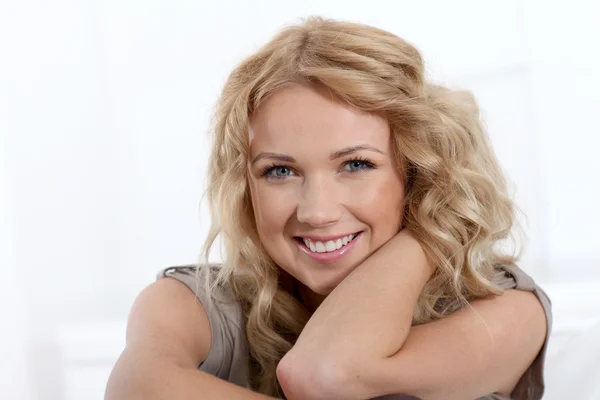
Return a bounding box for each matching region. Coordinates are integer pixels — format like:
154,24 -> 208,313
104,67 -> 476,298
278,269 -> 325,314
295,282 -> 326,314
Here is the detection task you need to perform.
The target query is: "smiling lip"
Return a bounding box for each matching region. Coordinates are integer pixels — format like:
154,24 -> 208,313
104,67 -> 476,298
296,232 -> 362,263
298,233 -> 358,242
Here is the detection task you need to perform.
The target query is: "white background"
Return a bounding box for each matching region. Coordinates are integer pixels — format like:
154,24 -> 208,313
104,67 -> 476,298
1,0 -> 599,399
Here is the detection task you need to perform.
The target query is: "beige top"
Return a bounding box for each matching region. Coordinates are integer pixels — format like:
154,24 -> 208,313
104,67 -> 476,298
157,263 -> 552,400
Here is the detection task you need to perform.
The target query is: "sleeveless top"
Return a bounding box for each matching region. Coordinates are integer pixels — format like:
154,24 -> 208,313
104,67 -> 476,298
156,263 -> 552,400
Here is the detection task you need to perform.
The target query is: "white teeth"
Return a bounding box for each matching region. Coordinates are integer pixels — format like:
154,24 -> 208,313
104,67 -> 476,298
301,233 -> 357,253
315,242 -> 326,253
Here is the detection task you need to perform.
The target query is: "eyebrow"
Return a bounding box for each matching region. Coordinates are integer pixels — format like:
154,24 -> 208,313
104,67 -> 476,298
329,144 -> 385,160
251,144 -> 385,165
251,152 -> 296,165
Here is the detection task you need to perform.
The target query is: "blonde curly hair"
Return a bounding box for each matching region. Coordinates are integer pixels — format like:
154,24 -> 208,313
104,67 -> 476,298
200,16 -> 522,396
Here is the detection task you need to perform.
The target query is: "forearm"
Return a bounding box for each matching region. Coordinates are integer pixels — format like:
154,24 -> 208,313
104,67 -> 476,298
278,234 -> 547,400
347,290 -> 547,400
106,351 -> 276,400
278,231 -> 432,399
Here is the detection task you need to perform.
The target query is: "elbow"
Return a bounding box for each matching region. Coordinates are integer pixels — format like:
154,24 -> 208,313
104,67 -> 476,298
277,349 -> 379,400
276,350 -> 342,400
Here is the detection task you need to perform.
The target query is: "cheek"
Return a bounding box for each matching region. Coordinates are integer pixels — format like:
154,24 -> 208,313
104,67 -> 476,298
353,176 -> 404,233
250,183 -> 296,237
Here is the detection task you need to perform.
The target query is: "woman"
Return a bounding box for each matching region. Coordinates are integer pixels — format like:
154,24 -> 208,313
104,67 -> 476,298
106,16 -> 551,400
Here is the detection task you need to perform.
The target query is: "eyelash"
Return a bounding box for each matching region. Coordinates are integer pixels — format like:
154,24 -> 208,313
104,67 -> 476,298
259,157 -> 377,180
344,157 -> 377,172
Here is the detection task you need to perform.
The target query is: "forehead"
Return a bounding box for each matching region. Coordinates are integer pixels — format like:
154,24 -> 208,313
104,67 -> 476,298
248,84 -> 391,153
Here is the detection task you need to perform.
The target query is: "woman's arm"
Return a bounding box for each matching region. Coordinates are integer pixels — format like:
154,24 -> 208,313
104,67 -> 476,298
277,231 -> 430,399
276,231 -> 547,400
376,289 -> 546,400
105,278 -> 276,400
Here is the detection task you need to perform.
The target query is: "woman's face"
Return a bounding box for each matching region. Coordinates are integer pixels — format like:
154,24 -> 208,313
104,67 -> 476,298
247,84 -> 405,297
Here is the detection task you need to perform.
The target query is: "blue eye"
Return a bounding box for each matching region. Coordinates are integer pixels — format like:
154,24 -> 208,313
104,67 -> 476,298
261,165 -> 295,180
272,166 -> 292,176
343,159 -> 376,172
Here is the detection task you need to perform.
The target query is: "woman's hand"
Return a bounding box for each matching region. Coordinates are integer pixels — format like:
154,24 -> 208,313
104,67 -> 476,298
277,230 -> 432,400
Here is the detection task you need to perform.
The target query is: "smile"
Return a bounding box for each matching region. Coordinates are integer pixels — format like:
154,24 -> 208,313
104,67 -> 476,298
294,232 -> 362,263
300,233 -> 358,253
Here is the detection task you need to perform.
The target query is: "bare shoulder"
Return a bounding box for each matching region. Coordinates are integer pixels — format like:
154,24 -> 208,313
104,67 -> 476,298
125,277 -> 212,366
105,278 -> 212,399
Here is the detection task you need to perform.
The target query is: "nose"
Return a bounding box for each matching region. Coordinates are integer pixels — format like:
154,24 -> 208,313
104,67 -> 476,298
296,177 -> 343,228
